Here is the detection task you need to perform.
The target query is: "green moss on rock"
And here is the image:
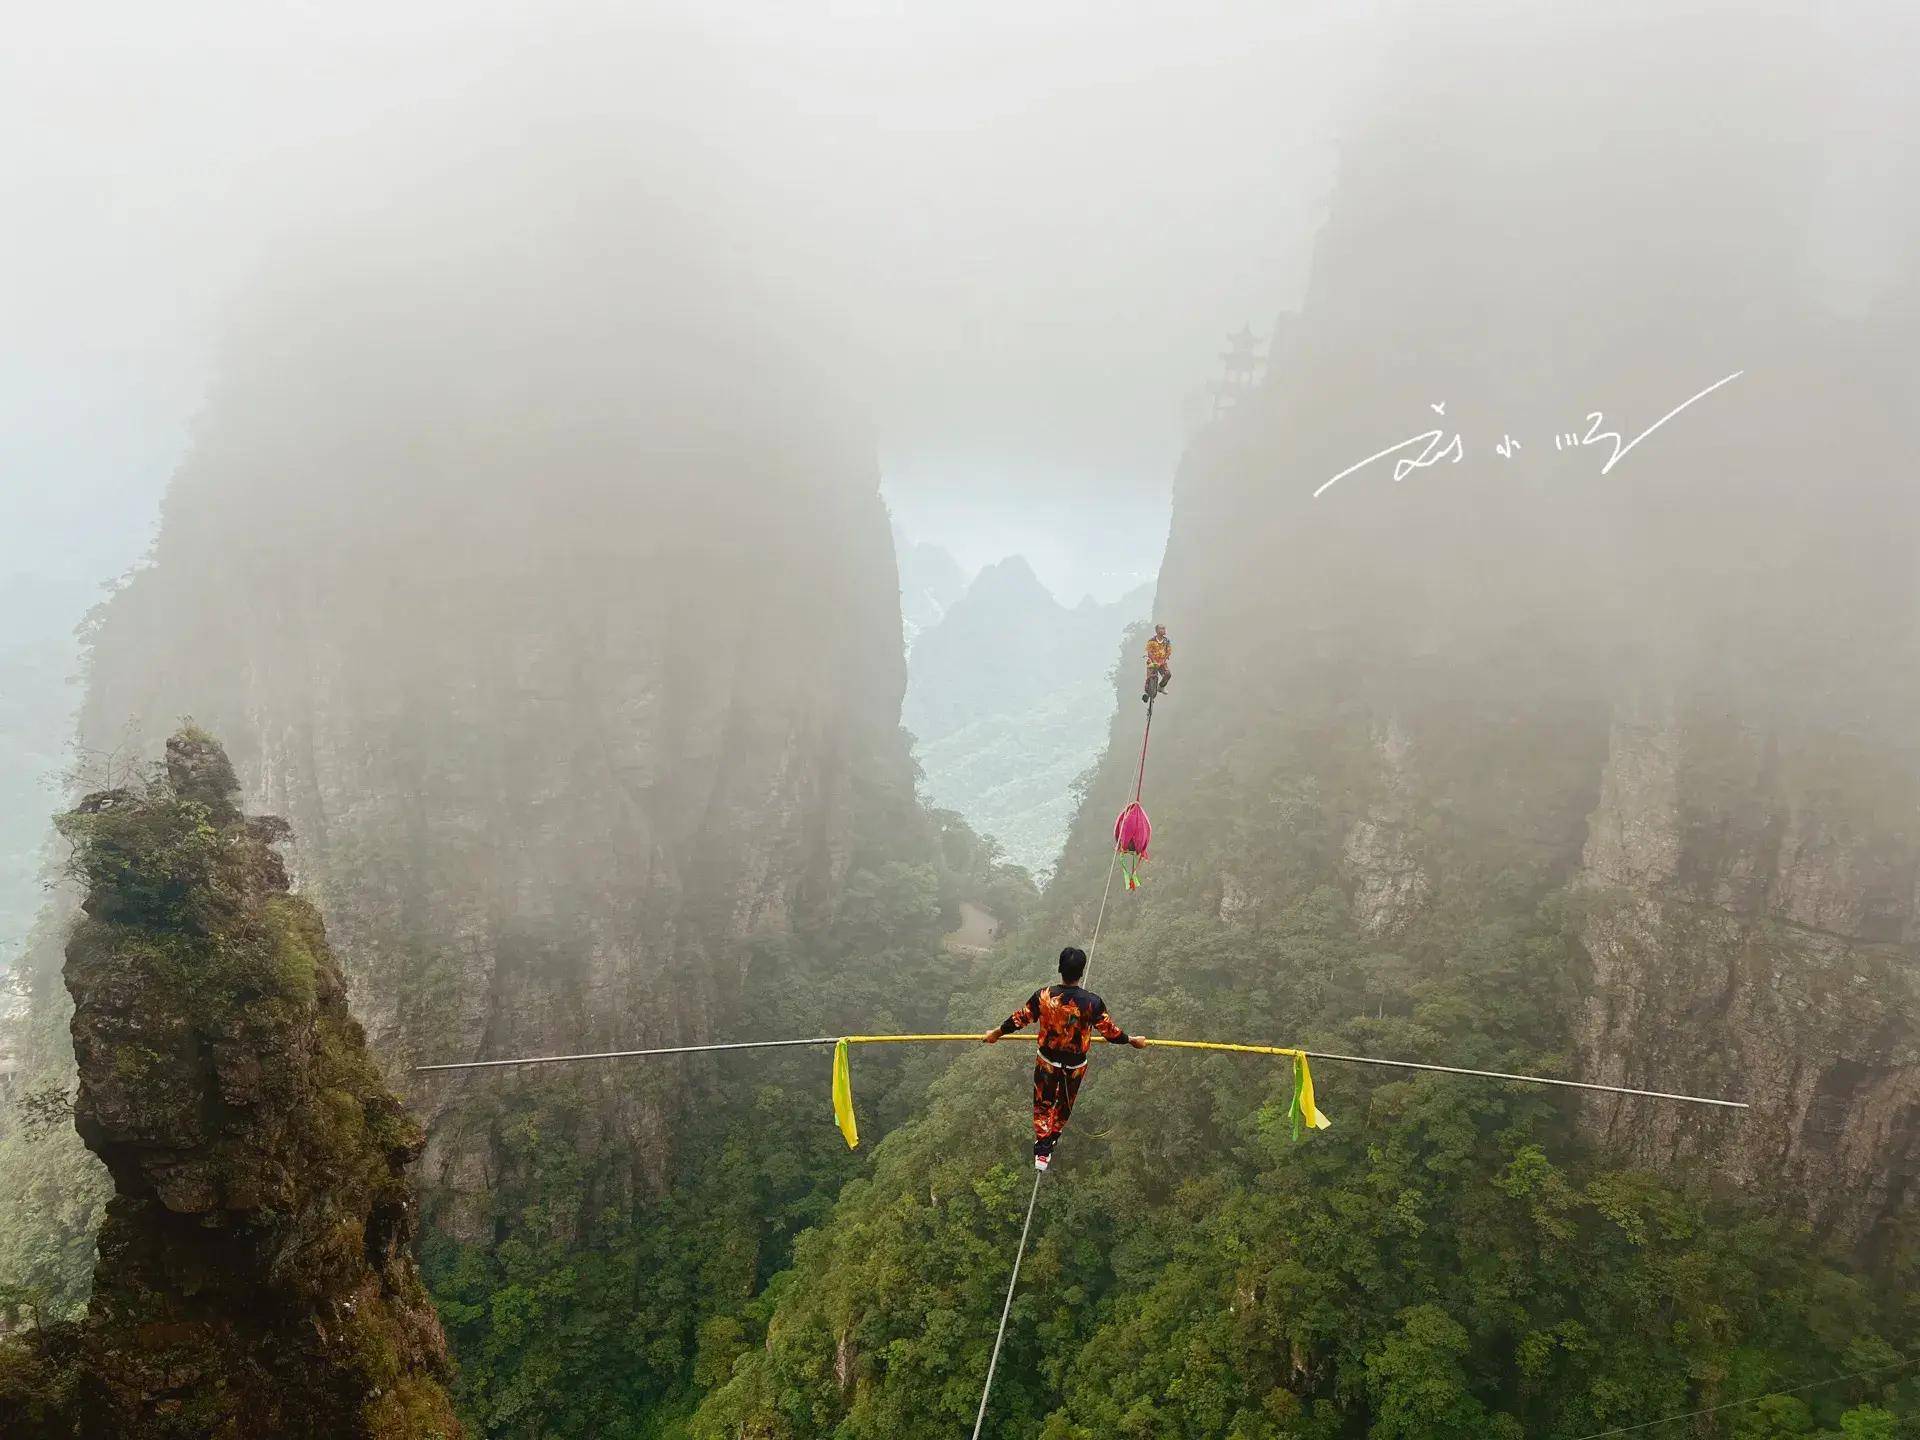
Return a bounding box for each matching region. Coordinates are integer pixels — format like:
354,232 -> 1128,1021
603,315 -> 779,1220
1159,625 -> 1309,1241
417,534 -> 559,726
0,728 -> 462,1438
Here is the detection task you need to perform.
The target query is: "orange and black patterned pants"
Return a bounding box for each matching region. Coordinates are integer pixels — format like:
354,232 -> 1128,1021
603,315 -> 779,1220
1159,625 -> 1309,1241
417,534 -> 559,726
1032,1058 -> 1087,1159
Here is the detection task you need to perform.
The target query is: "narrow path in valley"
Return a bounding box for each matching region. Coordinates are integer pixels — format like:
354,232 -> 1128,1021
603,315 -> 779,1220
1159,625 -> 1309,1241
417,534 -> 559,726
944,900 -> 1001,955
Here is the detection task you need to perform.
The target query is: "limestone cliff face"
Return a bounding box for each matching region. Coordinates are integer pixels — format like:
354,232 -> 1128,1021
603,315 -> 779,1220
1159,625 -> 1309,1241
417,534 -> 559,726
0,728 -> 459,1438
1058,2 -> 1918,1241
1574,697 -> 1920,1239
59,263 -> 911,1229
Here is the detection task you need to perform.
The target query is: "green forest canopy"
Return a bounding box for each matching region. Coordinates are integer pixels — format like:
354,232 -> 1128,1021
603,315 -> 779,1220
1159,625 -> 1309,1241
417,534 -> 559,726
428,739 -> 1918,1439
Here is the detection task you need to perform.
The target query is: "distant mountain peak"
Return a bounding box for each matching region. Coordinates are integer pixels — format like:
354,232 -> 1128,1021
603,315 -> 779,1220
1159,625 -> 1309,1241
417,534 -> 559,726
975,553 -> 1042,584
903,553 -> 1161,872
961,554 -> 1056,610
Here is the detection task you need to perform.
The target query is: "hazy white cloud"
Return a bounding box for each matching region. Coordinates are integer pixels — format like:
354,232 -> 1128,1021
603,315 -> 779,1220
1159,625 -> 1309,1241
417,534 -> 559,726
1,0 -> 1369,592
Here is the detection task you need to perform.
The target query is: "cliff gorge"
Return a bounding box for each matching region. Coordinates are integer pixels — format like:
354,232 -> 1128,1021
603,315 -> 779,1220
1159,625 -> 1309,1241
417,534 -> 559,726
0,198 -> 987,1434
0,728 -> 459,1438
60,236 -> 912,1178
689,8 -> 1916,1436
904,557 -> 1150,875
1147,0 -> 1920,1241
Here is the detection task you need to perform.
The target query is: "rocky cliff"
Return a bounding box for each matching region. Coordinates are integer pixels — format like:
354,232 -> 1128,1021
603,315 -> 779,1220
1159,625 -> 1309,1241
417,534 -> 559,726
1118,0 -> 1920,1243
895,536 -> 967,652
1574,695 -> 1920,1239
686,16 -> 1916,1436
0,728 -> 460,1438
0,196 -> 970,1431
55,248 -> 912,1219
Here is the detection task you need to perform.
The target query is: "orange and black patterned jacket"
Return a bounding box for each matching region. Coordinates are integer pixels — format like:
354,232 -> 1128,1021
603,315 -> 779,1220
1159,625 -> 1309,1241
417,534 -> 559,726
1145,635 -> 1172,668
998,984 -> 1131,1069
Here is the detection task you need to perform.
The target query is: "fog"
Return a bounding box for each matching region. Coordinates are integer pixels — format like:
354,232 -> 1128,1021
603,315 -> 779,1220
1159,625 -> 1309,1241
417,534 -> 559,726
3,6 -> 1919,1430
2,0 -> 1384,603
12,0 -> 1909,597
3,0 -> 1916,949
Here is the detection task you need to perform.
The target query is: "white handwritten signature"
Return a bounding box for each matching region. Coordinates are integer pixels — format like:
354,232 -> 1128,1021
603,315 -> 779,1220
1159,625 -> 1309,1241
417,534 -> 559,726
1313,370 -> 1744,499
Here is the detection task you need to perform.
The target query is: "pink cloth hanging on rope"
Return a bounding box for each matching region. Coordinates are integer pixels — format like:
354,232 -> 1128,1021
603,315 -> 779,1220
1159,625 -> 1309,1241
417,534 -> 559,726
1113,801 -> 1152,890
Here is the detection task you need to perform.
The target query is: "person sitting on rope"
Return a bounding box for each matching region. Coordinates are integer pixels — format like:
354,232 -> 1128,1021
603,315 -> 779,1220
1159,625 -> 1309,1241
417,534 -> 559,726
982,945 -> 1144,1170
1143,624 -> 1172,703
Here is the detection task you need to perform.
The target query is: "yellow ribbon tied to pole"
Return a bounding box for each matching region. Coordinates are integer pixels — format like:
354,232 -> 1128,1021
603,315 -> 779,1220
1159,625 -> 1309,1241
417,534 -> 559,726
832,1038 -> 859,1149
832,1034 -> 1030,1149
1142,1038 -> 1331,1138
1291,1052 -> 1332,1137
829,1033 -> 1330,1151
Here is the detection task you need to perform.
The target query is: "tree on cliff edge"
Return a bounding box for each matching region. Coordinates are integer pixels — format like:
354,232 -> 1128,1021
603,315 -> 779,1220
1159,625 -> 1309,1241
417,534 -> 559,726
0,725 -> 461,1439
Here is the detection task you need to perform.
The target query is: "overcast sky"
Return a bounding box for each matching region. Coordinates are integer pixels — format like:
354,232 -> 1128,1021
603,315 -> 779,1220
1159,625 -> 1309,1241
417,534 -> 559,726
0,0 -> 1382,606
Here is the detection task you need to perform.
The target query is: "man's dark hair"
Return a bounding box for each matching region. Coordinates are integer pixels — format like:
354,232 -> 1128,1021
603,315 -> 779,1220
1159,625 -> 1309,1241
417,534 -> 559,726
1058,946 -> 1088,983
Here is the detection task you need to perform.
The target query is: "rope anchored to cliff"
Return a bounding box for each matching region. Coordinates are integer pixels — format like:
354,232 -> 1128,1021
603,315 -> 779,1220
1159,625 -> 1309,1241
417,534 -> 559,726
420,1032 -> 1746,1436
969,624 -> 1173,1433
971,1166 -> 1045,1440
415,1032 -> 1750,1124
1080,635 -> 1166,979
1566,1352 -> 1918,1439
1111,660 -> 1158,897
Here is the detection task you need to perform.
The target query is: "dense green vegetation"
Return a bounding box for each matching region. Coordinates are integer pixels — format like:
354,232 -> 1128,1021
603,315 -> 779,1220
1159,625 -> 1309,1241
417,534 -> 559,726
0,897 -> 109,1326
420,765 -> 1038,1437
7,661 -> 1910,1440
904,556 -> 1149,876
673,718 -> 1917,1437
1,727 -> 461,1438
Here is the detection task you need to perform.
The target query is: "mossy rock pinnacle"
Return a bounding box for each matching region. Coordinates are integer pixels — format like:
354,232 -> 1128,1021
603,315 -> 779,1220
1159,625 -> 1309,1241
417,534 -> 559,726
0,727 -> 461,1439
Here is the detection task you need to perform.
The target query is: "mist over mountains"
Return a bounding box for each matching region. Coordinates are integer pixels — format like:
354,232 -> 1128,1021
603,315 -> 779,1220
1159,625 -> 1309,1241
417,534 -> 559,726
0,574 -> 95,973
894,536 -> 968,652
903,554 -> 1151,876
2,1 -> 1917,1437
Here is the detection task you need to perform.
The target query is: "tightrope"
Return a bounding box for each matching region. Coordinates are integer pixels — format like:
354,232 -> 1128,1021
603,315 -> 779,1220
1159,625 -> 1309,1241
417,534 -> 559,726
1082,846 -> 1121,982
1568,1353 -> 1916,1439
417,1035 -> 1749,1440
970,1167 -> 1045,1440
1133,693 -> 1154,802
415,1035 -> 1747,1109
1086,689 -> 1153,984
969,687 -> 1150,1433
413,1036 -> 843,1071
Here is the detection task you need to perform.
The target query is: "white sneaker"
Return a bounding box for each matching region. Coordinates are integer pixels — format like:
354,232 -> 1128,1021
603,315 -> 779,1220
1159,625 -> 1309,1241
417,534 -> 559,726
1034,1153 -> 1051,1172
